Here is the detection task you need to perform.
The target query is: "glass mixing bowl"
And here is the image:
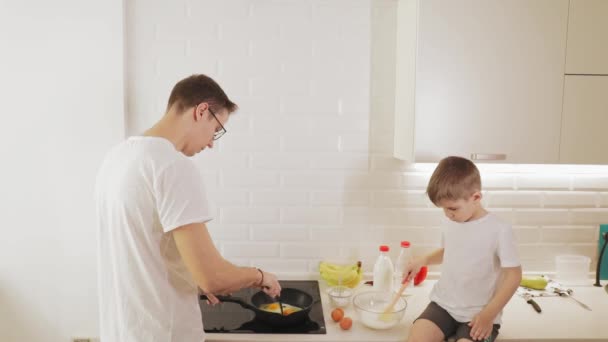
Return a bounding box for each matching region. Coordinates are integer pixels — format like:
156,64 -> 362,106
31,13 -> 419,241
353,291 -> 407,330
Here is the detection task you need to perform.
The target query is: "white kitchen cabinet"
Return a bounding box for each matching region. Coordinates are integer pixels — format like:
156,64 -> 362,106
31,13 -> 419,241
559,76 -> 608,164
394,0 -> 570,163
415,0 -> 568,163
565,0 -> 608,75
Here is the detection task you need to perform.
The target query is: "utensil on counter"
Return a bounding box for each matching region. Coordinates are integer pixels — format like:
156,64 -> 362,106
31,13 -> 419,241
545,276 -> 592,311
523,293 -> 541,313
516,287 -> 542,313
521,277 -> 593,312
553,288 -> 592,311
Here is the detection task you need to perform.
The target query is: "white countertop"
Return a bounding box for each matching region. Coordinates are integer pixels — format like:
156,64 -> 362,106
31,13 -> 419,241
205,277 -> 608,342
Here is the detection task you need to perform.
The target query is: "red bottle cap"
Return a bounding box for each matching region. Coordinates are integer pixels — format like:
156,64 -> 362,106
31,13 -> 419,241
401,241 -> 411,248
380,245 -> 389,252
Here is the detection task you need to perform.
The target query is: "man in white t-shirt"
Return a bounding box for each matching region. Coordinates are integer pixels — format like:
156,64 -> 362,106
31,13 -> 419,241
95,74 -> 281,342
403,156 -> 522,342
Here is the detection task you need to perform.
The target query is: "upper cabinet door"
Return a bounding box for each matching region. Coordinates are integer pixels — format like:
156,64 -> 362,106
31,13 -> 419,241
565,0 -> 608,75
559,76 -> 608,164
413,0 -> 569,163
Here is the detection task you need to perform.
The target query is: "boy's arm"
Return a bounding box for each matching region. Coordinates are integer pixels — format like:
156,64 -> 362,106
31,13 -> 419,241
404,248 -> 444,280
423,248 -> 445,265
469,266 -> 522,340
483,266 -> 522,318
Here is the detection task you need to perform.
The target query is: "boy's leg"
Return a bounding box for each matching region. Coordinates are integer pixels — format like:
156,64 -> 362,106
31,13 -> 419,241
407,319 -> 444,342
407,302 -> 458,342
453,322 -> 500,342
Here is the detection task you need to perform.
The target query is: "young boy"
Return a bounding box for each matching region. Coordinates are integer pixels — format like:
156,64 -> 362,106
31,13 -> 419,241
405,156 -> 522,342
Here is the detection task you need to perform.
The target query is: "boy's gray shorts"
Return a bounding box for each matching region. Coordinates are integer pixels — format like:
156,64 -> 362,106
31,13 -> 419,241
415,301 -> 500,342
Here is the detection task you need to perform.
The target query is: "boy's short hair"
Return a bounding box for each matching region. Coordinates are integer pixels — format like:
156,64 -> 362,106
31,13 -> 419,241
426,156 -> 481,205
167,74 -> 238,114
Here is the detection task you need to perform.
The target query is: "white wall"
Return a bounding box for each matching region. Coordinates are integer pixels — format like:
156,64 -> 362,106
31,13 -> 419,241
0,1 -> 124,341
125,0 -> 608,277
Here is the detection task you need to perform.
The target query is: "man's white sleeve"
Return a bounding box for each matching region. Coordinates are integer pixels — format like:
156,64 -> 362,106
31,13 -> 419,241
155,159 -> 213,233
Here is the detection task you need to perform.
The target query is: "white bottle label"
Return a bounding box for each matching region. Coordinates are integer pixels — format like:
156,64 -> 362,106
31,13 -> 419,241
393,248 -> 410,292
373,255 -> 394,293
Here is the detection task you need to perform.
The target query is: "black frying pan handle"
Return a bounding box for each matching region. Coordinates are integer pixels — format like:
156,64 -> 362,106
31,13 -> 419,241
200,295 -> 258,311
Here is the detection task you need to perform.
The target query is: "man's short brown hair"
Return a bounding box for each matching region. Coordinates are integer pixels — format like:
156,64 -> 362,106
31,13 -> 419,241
426,156 -> 481,205
167,74 -> 238,114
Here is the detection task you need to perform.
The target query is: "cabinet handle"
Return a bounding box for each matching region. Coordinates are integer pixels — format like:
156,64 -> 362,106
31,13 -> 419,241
470,153 -> 506,161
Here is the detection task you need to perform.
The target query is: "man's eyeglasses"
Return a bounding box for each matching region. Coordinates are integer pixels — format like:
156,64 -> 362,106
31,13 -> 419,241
208,108 -> 227,140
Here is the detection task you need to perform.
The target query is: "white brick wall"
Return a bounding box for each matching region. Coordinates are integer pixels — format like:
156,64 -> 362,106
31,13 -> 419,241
126,0 -> 606,274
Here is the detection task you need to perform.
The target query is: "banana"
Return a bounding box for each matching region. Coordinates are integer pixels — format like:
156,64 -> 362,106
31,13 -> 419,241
321,269 -> 357,285
319,265 -> 357,284
319,261 -> 362,288
319,261 -> 352,281
319,262 -> 357,277
342,264 -> 362,288
520,275 -> 548,290
319,261 -> 357,273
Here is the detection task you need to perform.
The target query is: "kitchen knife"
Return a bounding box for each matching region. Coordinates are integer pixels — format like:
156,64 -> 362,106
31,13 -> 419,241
523,293 -> 542,313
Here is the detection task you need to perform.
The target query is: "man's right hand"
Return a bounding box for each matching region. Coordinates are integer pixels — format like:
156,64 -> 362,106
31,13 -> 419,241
204,292 -> 220,306
260,271 -> 281,298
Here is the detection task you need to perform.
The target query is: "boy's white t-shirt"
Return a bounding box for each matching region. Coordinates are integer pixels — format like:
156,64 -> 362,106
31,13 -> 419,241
429,213 -> 520,324
95,136 -> 212,342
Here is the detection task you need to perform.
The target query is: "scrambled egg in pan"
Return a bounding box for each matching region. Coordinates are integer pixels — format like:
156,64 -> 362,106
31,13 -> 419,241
258,302 -> 303,316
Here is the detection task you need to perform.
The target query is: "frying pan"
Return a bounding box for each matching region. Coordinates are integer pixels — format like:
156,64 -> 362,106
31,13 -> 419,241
201,288 -> 318,327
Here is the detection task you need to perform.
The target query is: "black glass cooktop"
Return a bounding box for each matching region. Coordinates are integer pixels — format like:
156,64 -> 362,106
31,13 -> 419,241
199,280 -> 326,334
